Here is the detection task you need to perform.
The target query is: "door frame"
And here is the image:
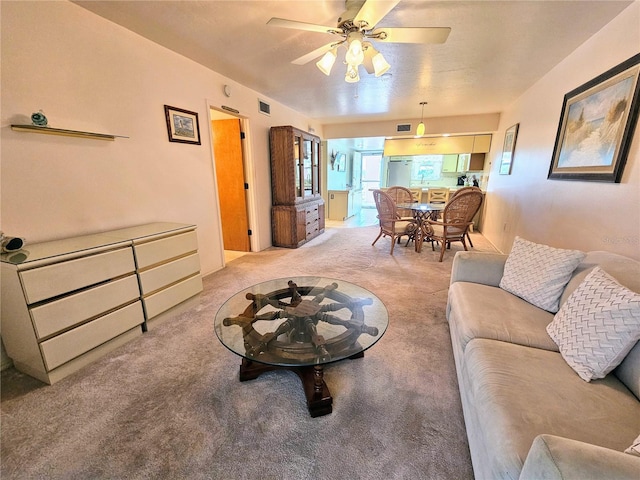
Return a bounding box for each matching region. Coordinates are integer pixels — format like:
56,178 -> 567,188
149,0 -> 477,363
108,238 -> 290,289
206,103 -> 259,259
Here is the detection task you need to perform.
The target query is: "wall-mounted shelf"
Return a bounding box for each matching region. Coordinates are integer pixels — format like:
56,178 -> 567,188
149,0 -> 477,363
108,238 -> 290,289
11,124 -> 128,141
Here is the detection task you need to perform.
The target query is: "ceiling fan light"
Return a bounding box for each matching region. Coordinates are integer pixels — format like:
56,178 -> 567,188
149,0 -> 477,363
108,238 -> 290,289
345,38 -> 364,66
345,63 -> 360,83
416,121 -> 425,136
316,48 -> 337,75
372,52 -> 390,76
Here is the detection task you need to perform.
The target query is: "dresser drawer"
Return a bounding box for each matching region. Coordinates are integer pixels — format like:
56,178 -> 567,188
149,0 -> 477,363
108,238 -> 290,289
30,274 -> 140,339
134,231 -> 197,269
138,253 -> 200,295
306,223 -> 320,238
19,247 -> 136,304
40,301 -> 144,371
143,275 -> 203,319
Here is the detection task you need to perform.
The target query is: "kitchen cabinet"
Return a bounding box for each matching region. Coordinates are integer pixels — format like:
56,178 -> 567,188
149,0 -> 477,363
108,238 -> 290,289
270,126 -> 324,247
328,189 -> 362,221
444,153 -> 485,174
441,155 -> 459,173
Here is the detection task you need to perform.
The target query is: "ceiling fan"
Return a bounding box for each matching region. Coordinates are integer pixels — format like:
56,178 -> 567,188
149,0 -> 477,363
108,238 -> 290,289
267,0 -> 450,82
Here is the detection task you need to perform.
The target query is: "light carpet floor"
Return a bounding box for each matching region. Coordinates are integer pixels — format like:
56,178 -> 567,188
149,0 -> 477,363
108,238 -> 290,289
1,226 -> 498,479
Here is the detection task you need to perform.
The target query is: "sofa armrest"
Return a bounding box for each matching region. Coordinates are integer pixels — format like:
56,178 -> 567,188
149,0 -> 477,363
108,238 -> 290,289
520,434 -> 640,480
450,251 -> 507,287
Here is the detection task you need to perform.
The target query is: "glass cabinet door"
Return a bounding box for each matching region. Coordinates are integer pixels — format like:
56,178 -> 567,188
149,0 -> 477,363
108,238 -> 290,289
303,139 -> 312,197
294,135 -> 302,198
312,140 -> 320,195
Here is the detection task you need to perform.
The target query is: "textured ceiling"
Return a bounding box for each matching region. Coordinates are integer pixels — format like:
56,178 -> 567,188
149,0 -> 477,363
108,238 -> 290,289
73,0 -> 632,125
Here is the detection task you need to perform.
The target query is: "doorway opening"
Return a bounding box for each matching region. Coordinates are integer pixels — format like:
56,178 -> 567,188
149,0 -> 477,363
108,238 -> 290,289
361,152 -> 383,207
209,108 -> 251,261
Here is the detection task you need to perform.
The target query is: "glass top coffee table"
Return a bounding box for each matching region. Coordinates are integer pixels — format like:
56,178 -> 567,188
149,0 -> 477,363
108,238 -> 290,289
214,276 -> 388,417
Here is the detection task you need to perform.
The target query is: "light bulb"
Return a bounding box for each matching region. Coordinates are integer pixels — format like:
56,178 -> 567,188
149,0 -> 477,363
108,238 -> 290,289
345,63 -> 360,83
316,48 -> 337,76
416,122 -> 425,136
372,52 -> 390,77
345,39 -> 364,66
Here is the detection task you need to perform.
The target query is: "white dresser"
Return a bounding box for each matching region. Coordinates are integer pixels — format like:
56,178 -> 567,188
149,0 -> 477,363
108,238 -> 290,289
0,222 -> 203,384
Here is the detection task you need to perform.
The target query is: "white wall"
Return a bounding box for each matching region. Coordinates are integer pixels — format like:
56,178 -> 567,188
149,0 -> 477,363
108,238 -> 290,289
482,2 -> 640,260
1,1 -> 318,277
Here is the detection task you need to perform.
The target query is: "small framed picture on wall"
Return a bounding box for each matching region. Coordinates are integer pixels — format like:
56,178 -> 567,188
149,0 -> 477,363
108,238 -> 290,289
164,105 -> 201,145
499,123 -> 519,175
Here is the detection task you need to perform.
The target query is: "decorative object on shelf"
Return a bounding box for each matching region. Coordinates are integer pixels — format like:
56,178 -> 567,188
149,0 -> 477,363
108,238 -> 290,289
499,123 -> 519,175
0,232 -> 25,253
164,105 -> 201,145
548,53 -> 640,183
31,110 -> 48,127
416,101 -> 427,136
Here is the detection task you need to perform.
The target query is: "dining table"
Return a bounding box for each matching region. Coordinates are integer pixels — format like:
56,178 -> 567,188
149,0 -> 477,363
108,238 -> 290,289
397,202 -> 446,253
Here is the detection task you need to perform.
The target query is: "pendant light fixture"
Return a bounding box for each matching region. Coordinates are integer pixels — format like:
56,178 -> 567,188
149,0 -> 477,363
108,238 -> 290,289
416,101 -> 427,136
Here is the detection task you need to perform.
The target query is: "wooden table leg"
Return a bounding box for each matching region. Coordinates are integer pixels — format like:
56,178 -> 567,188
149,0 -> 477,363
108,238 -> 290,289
238,359 -> 333,417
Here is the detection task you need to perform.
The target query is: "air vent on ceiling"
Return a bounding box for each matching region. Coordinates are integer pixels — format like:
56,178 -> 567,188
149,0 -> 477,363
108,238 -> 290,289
258,99 -> 271,116
396,124 -> 412,132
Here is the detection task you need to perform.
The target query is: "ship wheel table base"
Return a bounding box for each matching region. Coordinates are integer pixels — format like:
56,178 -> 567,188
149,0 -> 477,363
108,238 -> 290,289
214,277 -> 388,418
239,352 -> 365,417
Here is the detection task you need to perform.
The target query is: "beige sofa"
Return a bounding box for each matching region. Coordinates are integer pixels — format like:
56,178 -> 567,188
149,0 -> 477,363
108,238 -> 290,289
446,250 -> 640,479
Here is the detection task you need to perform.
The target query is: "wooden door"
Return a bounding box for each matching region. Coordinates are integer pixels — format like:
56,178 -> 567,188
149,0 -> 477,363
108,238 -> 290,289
211,119 -> 250,251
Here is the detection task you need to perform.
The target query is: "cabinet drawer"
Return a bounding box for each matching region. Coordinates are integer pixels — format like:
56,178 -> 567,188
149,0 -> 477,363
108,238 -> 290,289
138,253 -> 200,295
306,211 -> 319,224
306,219 -> 320,237
20,248 -> 136,304
134,231 -> 198,268
143,275 -> 203,319
40,301 -> 144,371
30,274 -> 140,339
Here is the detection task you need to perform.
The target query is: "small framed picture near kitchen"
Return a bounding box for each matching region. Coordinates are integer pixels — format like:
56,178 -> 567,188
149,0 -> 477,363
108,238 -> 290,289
164,105 -> 201,145
548,53 -> 640,182
499,123 -> 519,175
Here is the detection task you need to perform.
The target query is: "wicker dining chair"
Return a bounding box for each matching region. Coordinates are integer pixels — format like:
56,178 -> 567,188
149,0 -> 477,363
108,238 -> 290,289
421,189 -> 483,261
426,187 -> 450,203
372,189 -> 418,255
450,186 -> 483,247
385,185 -> 415,219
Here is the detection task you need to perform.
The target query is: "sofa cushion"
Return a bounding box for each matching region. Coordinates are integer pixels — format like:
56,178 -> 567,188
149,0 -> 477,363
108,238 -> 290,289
461,338 -> 640,479
560,251 -> 640,307
626,433 -> 640,456
547,267 -> 640,382
448,282 -> 558,352
499,236 -> 585,313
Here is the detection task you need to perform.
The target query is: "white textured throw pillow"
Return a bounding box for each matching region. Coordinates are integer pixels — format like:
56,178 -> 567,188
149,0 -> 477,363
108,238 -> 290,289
546,267 -> 640,382
625,434 -> 640,456
499,237 -> 585,312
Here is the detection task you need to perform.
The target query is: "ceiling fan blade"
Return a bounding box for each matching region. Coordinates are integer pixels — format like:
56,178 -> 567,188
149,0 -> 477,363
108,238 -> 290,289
353,0 -> 400,30
372,27 -> 451,44
291,41 -> 341,65
267,17 -> 342,35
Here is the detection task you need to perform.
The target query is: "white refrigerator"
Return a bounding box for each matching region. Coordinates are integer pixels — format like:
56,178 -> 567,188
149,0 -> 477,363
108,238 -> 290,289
387,159 -> 412,186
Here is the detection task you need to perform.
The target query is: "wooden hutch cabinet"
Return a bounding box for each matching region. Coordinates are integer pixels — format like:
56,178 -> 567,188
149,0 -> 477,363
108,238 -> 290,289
270,126 -> 325,248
